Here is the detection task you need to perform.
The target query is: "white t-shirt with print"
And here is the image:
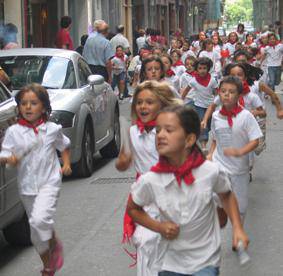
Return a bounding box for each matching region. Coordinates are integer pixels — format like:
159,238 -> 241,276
131,160 -> 231,275
263,44 -> 283,67
211,109 -> 263,175
189,76 -> 218,108
112,56 -> 128,75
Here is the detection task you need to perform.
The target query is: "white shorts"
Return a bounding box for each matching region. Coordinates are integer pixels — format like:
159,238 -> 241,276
21,185 -> 60,254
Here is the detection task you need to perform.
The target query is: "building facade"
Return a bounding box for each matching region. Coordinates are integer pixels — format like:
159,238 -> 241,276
0,0 -> 214,50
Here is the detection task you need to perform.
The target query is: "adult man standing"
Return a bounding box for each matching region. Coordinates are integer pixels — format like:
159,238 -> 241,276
110,25 -> 130,55
83,20 -> 114,83
55,16 -> 73,50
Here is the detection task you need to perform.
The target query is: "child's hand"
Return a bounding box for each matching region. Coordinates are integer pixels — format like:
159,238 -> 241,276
232,226 -> 249,251
223,147 -> 242,157
6,155 -> 18,166
61,164 -> 72,176
200,120 -> 207,130
206,153 -> 213,161
276,109 -> 283,119
158,221 -> 180,240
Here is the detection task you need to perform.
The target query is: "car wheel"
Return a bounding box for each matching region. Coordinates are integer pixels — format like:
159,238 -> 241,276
100,110 -> 121,158
3,213 -> 32,246
75,121 -> 94,177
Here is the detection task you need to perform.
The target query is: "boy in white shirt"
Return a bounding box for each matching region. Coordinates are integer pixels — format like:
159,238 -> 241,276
208,76 -> 263,221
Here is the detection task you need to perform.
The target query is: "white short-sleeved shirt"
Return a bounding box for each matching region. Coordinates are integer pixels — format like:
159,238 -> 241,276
180,72 -> 196,100
211,109 -> 263,175
263,44 -> 283,67
250,81 -> 264,106
223,42 -> 236,56
130,125 -> 159,174
111,56 -> 128,75
189,76 -> 218,108
164,75 -> 180,93
172,65 -> 186,77
131,160 -> 231,274
0,122 -> 70,195
198,50 -> 222,75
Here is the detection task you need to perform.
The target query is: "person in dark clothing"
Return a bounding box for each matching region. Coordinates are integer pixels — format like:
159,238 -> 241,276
75,34 -> 88,56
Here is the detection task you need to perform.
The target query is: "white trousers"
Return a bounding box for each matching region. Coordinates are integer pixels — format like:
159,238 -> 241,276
21,185 -> 60,254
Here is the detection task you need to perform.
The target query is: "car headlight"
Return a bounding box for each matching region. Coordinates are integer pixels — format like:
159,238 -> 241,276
50,111 -> 75,128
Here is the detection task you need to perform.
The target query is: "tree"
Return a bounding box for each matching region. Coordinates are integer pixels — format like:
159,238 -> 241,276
225,0 -> 253,27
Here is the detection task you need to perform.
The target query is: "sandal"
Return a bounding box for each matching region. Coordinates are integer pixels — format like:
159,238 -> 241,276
41,268 -> 55,276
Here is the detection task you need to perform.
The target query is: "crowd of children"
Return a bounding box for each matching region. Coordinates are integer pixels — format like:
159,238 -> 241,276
0,24 -> 282,276
115,26 -> 283,276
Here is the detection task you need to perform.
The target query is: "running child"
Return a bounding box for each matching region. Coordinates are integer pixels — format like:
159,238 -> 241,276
116,81 -> 181,276
127,104 -> 248,275
111,45 -> 128,100
208,76 -> 263,221
182,57 -> 218,151
170,49 -> 186,77
0,83 -> 71,276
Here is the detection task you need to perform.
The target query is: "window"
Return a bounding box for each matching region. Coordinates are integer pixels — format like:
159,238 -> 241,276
78,58 -> 91,87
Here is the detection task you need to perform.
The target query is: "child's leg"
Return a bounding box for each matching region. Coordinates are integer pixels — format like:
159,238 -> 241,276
21,186 -> 62,271
194,105 -> 209,150
229,173 -> 249,223
118,78 -> 126,99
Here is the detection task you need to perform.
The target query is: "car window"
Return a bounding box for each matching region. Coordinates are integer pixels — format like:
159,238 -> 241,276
0,83 -> 10,103
0,56 -> 76,90
78,58 -> 91,87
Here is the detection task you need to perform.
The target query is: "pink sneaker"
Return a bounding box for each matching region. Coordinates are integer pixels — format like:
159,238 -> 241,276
49,239 -> 64,272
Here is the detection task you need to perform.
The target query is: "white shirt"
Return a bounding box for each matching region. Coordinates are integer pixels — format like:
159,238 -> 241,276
164,75 -> 180,93
181,50 -> 197,64
263,43 -> 283,67
189,76 -> 218,108
111,55 -> 128,75
110,33 -> 130,52
130,125 -> 159,174
198,50 -> 222,76
171,65 -> 186,77
136,36 -> 146,51
0,122 -> 70,195
131,160 -> 231,274
180,72 -> 196,100
128,55 -> 141,72
223,42 -> 236,55
211,109 -> 263,175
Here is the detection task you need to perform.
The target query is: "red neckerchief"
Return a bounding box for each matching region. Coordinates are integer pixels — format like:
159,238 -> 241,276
136,118 -> 156,133
150,148 -> 205,187
220,104 -> 243,128
195,72 -> 211,87
166,69 -> 175,77
221,48 -> 230,58
172,60 -> 184,67
115,53 -> 125,62
18,118 -> 45,134
238,80 -> 250,107
269,41 -> 280,49
186,70 -> 196,76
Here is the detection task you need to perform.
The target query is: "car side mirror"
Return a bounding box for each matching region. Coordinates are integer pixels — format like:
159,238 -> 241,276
88,75 -> 105,86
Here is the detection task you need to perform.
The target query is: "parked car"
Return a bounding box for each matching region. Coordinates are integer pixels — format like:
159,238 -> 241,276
0,81 -> 31,246
0,48 -> 121,177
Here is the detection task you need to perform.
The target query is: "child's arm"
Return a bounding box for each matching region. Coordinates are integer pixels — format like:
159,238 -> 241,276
250,106 -> 266,118
127,196 -> 180,240
201,103 -> 216,129
0,155 -> 18,166
60,148 -> 72,176
115,146 -> 132,171
207,139 -> 216,161
223,138 -> 259,157
259,82 -> 283,119
218,191 -> 249,249
180,85 -> 191,99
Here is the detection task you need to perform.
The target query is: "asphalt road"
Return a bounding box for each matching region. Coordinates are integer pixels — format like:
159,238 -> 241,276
1,86 -> 283,276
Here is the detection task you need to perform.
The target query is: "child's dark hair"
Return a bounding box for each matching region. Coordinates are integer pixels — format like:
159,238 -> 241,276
219,76 -> 243,94
185,55 -> 197,66
223,63 -> 263,86
116,45 -> 124,51
60,16 -> 72,28
161,53 -> 173,65
15,83 -> 52,120
158,105 -> 204,155
233,49 -> 251,62
194,57 -> 213,72
140,55 -> 164,82
200,38 -> 213,52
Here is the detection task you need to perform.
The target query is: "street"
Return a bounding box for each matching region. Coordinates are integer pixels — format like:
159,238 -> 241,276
1,90 -> 283,276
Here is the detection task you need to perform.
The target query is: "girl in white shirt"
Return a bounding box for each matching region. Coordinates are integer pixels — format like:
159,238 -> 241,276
208,76 -> 263,221
127,104 -> 248,276
0,83 -> 71,276
116,81 -> 182,276
170,49 -> 186,77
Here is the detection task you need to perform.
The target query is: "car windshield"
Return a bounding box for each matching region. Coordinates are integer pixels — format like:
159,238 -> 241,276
0,55 -> 76,90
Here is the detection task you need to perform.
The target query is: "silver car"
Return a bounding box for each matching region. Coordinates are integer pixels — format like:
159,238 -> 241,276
0,48 -> 121,177
0,81 -> 31,246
